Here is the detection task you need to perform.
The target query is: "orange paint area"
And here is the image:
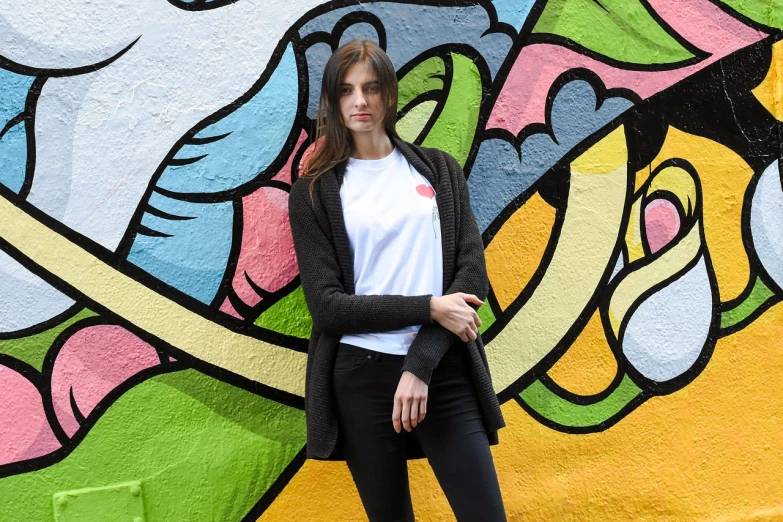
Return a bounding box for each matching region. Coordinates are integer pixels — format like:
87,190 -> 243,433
484,192 -> 557,311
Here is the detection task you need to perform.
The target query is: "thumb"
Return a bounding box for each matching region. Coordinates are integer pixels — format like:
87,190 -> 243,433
463,294 -> 483,306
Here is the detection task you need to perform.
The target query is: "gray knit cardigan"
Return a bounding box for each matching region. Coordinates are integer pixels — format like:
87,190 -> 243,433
288,134 -> 505,460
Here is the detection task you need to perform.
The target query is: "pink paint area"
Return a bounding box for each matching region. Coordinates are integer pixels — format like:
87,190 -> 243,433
299,138 -> 321,175
50,325 -> 161,438
0,365 -> 61,466
230,185 -> 298,310
416,184 -> 435,199
218,130 -> 308,319
219,297 -> 243,319
644,198 -> 681,254
488,7 -> 766,136
272,129 -> 309,185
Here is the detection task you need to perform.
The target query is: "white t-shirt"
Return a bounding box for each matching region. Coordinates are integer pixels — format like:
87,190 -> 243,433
339,147 -> 443,355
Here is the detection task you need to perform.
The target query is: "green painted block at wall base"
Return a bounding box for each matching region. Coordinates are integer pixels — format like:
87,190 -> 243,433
53,481 -> 145,522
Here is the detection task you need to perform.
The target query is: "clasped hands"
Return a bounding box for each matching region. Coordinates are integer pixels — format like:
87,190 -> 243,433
392,293 -> 483,434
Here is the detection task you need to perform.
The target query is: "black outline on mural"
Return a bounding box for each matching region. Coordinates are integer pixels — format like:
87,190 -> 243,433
0,182 -> 306,409
703,0 -> 782,33
512,157 -> 722,433
506,39 -> 783,430
476,66 -> 642,333
513,376 -> 652,435
168,0 -> 240,11
0,303 -> 83,341
19,76 -> 45,200
331,11 -> 389,51
487,119 -> 637,405
0,38 -> 140,79
241,449 -> 308,521
0,0 -> 779,510
0,312 -> 187,480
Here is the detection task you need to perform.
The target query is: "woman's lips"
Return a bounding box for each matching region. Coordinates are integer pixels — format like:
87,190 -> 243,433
353,113 -> 370,119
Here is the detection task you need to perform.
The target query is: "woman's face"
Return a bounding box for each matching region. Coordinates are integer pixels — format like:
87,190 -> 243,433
339,60 -> 386,137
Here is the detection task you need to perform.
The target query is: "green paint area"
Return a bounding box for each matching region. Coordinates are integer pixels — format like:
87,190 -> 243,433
397,101 -> 438,143
420,53 -> 483,166
0,308 -> 96,370
398,56 -> 445,112
720,276 -> 779,332
0,369 -> 306,521
519,374 -> 643,429
717,0 -> 783,29
396,52 -> 483,165
255,285 -> 313,339
478,301 -> 496,334
533,0 -> 697,65
53,481 -> 145,522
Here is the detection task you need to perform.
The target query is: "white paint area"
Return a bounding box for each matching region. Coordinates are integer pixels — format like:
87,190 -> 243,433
751,160 -> 783,290
621,255 -> 713,382
0,0 -> 325,331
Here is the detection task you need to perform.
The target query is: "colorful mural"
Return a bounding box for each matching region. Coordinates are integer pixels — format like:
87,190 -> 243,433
0,0 -> 781,519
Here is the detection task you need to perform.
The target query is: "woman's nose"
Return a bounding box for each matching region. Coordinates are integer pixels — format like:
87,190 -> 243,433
355,92 -> 367,107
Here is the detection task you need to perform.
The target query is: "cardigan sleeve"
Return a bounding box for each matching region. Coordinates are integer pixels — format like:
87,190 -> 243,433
401,151 -> 489,385
288,177 -> 434,336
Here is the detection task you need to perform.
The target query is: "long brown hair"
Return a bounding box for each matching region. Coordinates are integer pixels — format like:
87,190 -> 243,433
302,39 -> 400,196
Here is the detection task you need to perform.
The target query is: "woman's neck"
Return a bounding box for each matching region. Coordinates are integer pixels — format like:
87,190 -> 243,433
350,129 -> 394,160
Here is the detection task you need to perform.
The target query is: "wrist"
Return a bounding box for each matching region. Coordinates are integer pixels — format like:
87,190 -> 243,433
429,296 -> 440,323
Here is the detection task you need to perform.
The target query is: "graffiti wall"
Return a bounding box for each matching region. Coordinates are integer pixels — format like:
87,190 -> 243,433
0,0 -> 781,519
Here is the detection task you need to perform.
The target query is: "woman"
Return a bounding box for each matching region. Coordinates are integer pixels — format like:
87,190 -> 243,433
288,39 -> 506,521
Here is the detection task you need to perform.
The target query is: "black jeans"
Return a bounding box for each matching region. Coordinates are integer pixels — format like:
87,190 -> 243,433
333,342 -> 506,522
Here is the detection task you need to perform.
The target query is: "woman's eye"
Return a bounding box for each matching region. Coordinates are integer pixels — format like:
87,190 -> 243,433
367,85 -> 379,93
340,88 -> 351,95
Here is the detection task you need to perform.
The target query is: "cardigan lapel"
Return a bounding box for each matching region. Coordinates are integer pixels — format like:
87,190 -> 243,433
321,167 -> 356,295
322,136 -> 456,295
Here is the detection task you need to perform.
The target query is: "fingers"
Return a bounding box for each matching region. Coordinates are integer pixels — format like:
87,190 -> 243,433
394,394 -> 428,432
402,398 -> 411,432
392,397 -> 402,433
419,396 -> 427,423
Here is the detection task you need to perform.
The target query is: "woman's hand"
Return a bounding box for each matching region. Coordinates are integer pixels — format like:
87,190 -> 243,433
430,293 -> 483,342
392,371 -> 428,433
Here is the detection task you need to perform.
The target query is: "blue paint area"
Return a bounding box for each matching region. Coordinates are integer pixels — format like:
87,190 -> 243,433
300,2 -> 513,118
154,43 -> 299,196
469,79 -> 633,231
127,192 -> 234,304
491,0 -> 537,32
0,68 -> 35,194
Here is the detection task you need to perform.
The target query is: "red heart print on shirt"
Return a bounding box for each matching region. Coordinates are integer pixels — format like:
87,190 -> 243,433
416,184 -> 435,199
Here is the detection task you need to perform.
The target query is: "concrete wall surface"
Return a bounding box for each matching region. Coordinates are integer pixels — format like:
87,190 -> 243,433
0,1 -> 781,520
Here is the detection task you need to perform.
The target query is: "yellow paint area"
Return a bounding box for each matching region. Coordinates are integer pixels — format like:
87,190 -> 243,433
0,194 -> 306,397
634,165 -> 652,193
571,128 -> 629,174
647,165 -> 696,211
266,302 -> 783,520
650,126 -> 753,301
624,197 -> 645,263
485,192 -> 557,310
547,308 -> 618,396
752,40 -> 783,121
486,126 -> 628,392
259,457 -> 457,521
